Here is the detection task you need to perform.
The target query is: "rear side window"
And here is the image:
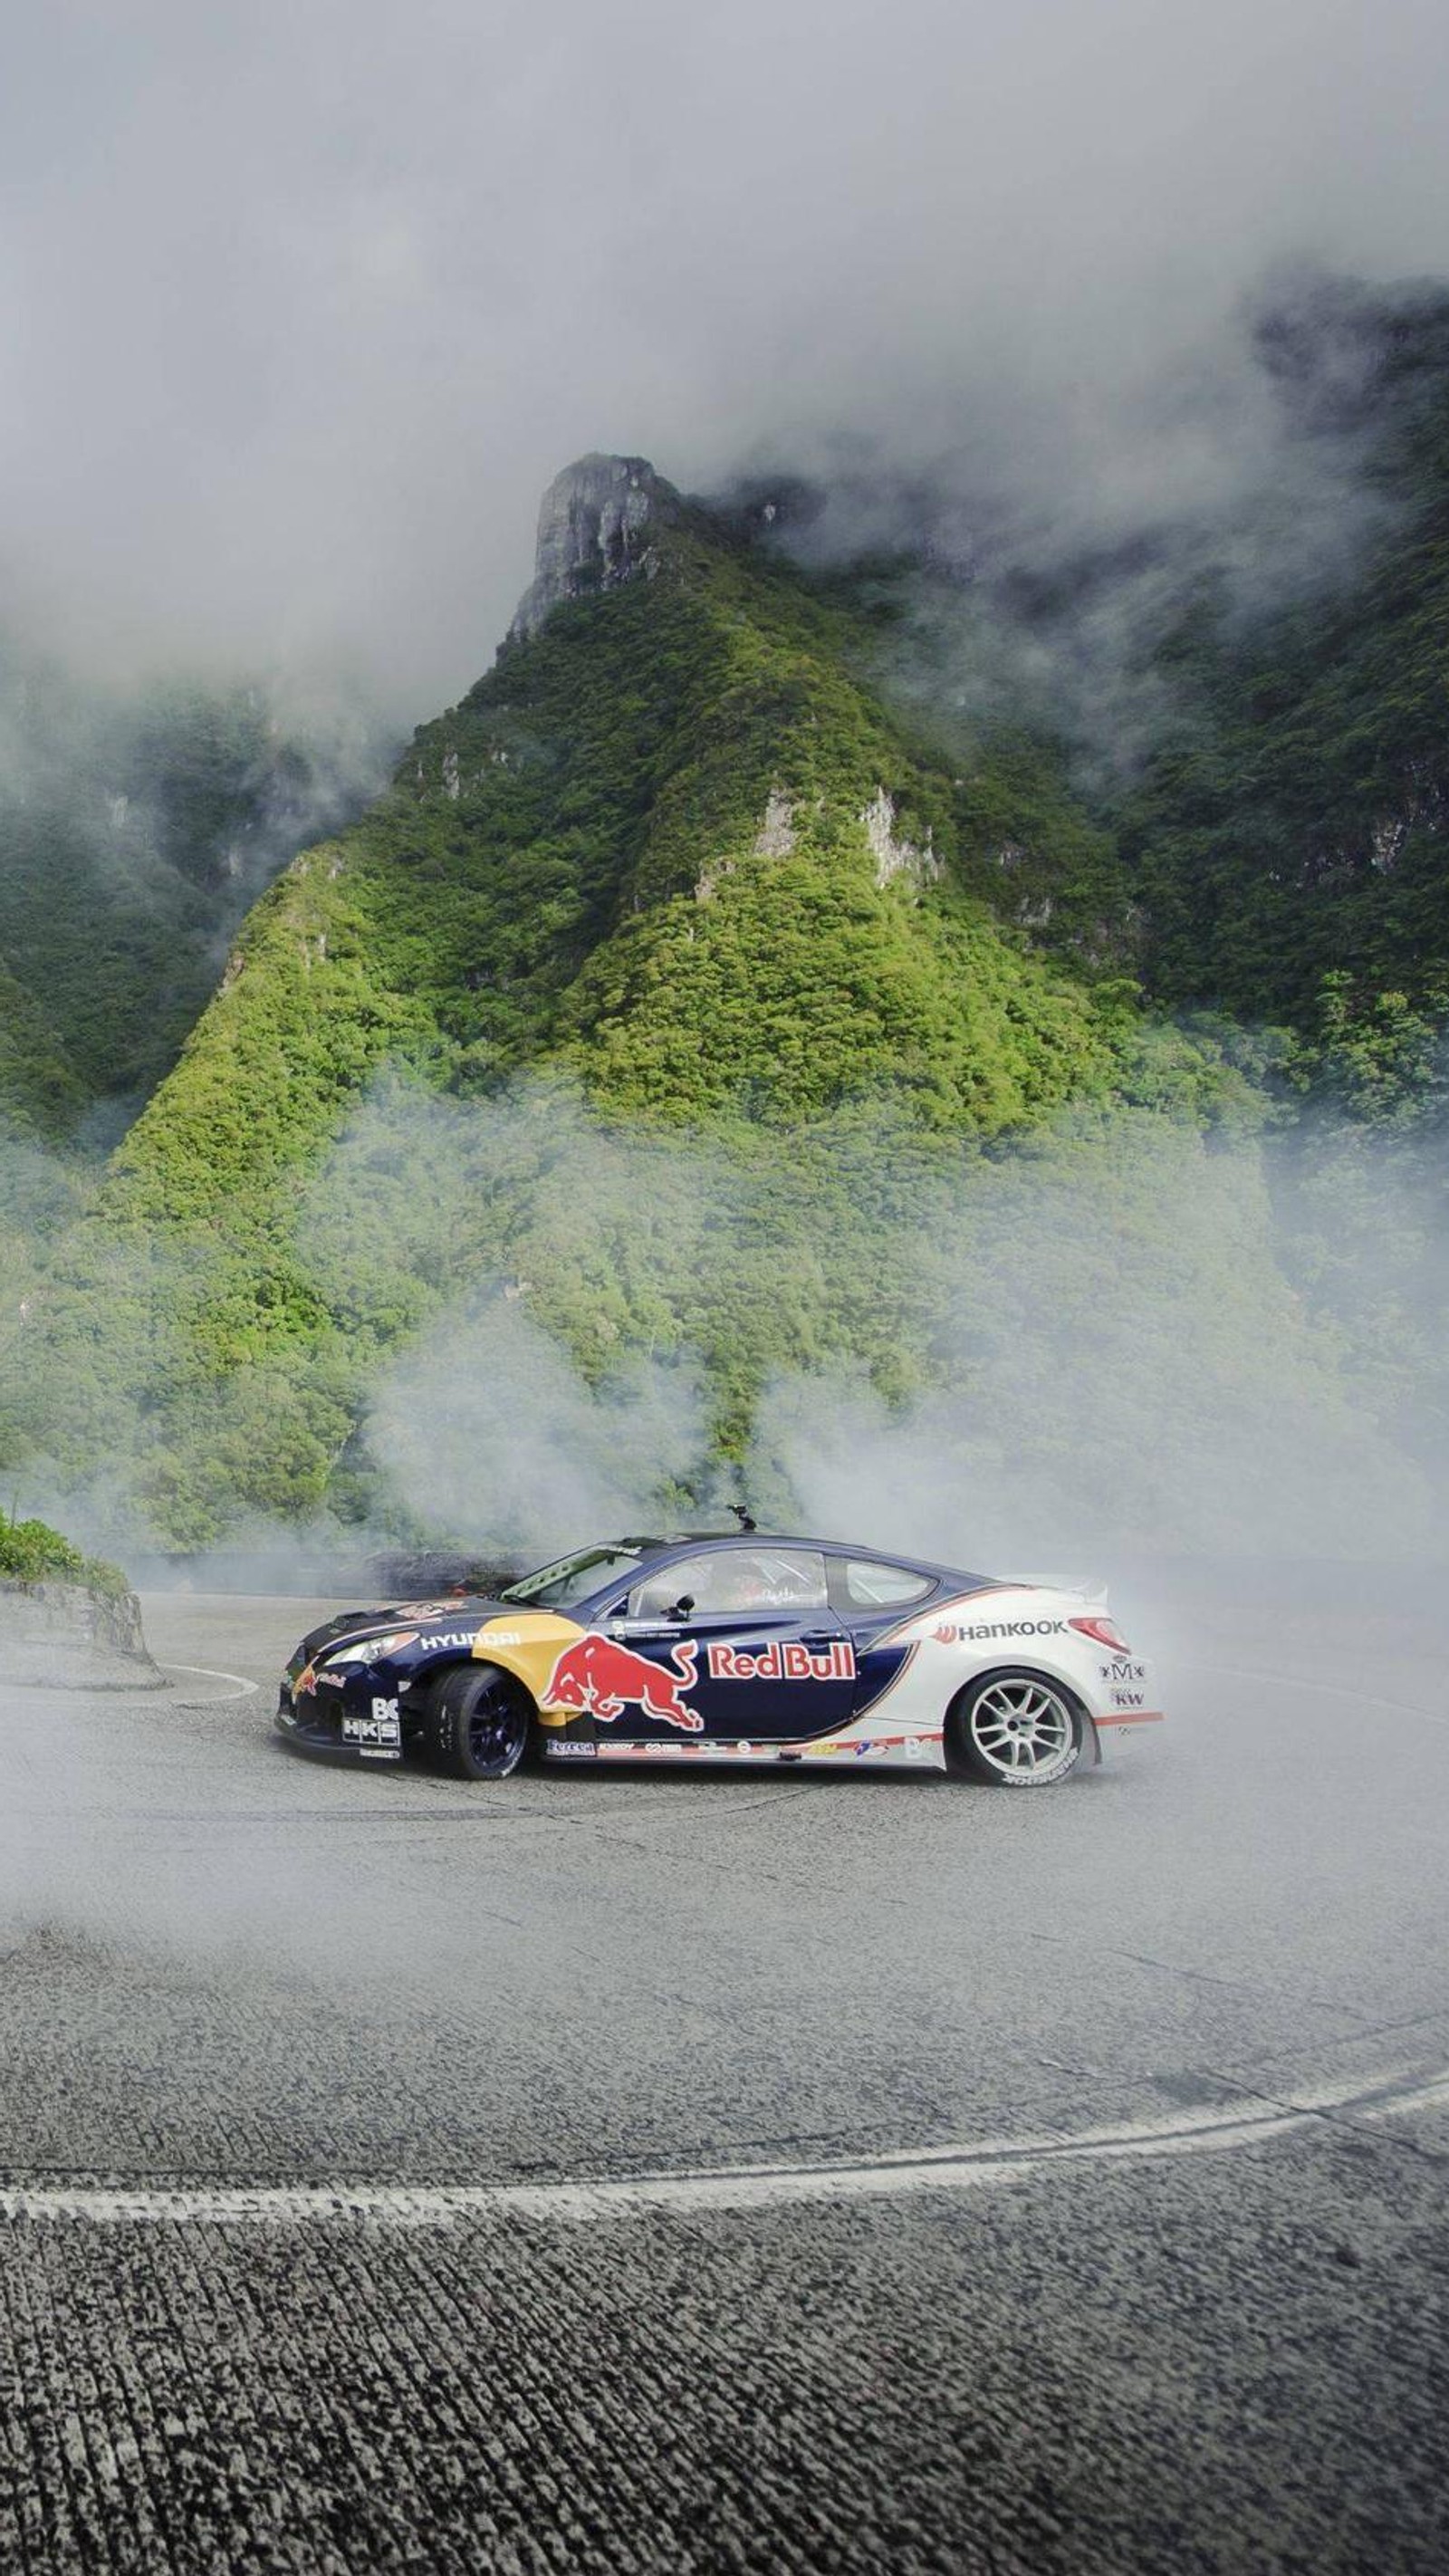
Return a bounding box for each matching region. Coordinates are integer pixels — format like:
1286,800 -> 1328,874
840,1558 -> 936,1609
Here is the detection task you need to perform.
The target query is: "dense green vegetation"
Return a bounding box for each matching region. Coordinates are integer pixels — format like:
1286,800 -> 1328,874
5,284 -> 1449,1556
5,492 -> 1243,1545
0,956 -> 84,1139
0,660 -> 382,1123
110,517 -> 1165,1231
0,1508 -> 124,1598
1113,283 -> 1449,1087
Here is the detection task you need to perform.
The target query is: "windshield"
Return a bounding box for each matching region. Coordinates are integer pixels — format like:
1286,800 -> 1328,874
500,1544 -> 646,1611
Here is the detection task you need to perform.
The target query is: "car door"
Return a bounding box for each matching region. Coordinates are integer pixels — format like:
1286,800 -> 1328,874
610,1545 -> 858,1745
826,1554 -> 943,1720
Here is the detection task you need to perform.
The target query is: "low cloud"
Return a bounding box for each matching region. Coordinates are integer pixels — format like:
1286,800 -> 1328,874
2,3 -> 1446,718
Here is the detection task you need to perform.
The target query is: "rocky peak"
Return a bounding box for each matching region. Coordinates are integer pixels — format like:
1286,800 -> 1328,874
510,454 -> 675,640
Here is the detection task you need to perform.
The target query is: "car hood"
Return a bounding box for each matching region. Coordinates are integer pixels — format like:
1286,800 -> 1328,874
293,1597 -> 520,1667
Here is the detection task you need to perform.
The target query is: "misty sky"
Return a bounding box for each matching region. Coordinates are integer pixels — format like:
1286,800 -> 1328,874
4,0 -> 1447,716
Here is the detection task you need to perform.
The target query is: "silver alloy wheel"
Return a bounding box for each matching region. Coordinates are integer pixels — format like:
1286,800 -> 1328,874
968,1677 -> 1077,1783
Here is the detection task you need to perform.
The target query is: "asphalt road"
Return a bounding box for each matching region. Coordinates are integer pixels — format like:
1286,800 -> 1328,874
1,1567 -> 1446,2573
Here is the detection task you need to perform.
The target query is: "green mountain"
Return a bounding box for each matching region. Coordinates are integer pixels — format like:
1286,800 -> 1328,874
111,454 -> 1170,1232
0,952 -> 84,1139
1114,280 -> 1449,1101
10,313 -> 1449,1553
16,456 -> 1254,1543
0,657 -> 384,1127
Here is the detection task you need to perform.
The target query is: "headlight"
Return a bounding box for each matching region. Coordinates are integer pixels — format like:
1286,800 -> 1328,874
322,1629 -> 419,1667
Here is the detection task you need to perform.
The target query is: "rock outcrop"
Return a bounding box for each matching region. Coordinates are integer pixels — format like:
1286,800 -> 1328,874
510,454 -> 675,640
860,789 -> 942,892
0,1579 -> 164,1691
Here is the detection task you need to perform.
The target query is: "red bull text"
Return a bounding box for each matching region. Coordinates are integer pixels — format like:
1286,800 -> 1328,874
705,1640 -> 857,1682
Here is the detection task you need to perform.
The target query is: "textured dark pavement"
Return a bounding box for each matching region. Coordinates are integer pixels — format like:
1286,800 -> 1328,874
1,1571 -> 1446,2571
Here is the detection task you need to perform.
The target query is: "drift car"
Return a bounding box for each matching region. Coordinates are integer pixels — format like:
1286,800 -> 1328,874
277,1533 -> 1162,1788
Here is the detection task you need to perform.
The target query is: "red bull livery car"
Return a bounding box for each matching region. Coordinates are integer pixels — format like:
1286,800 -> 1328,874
277,1532 -> 1163,1789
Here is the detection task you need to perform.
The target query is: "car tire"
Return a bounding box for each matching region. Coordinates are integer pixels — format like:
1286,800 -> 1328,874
945,1668 -> 1084,1788
427,1662 -> 533,1782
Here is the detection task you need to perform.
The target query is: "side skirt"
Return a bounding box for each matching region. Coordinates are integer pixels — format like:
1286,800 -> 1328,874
543,1733 -> 946,1771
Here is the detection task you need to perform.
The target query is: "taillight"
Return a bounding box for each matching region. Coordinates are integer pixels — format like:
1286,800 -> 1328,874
1069,1613 -> 1132,1653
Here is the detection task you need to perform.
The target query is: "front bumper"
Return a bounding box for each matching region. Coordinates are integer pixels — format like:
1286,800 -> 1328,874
276,1676 -> 412,1762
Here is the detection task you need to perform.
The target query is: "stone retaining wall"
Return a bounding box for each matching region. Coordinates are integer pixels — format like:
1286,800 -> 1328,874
0,1579 -> 165,1689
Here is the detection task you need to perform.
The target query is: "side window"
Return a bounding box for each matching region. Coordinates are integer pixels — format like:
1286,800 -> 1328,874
629,1555 -> 719,1619
840,1558 -> 936,1610
629,1548 -> 830,1619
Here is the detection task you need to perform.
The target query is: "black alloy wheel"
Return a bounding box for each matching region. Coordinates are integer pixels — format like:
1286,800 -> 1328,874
428,1662 -> 533,1782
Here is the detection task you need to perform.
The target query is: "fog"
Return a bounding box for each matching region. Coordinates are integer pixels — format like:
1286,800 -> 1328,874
4,1072 -> 1447,2009
3,0 -> 1448,716
323,1081 -> 1444,1582
14,1076 -> 1436,1592
367,1297 -> 710,1572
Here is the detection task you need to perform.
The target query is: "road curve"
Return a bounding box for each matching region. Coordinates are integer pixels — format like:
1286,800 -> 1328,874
0,1568 -> 1445,2572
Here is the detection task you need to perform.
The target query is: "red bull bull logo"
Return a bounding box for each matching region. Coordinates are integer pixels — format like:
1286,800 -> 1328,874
543,1632 -> 703,1732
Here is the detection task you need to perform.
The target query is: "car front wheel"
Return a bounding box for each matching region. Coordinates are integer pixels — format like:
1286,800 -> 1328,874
428,1662 -> 533,1782
946,1670 -> 1084,1787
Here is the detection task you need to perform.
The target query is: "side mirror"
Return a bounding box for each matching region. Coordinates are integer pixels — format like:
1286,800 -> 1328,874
667,1594 -> 696,1622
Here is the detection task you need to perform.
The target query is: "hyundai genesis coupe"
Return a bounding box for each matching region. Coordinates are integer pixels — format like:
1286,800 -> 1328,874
277,1531 -> 1163,1788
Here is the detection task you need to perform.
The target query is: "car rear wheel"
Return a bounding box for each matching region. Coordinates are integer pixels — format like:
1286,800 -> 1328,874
947,1670 -> 1084,1787
428,1662 -> 533,1782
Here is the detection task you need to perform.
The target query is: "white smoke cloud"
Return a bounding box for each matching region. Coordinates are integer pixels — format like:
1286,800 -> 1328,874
366,1293 -> 709,1567
7,1073 -> 1448,1590
753,1114 -> 1444,1580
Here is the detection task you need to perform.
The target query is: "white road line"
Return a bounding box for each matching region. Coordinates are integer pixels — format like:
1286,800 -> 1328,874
4,2066 -> 1444,2227
158,1662 -> 261,1702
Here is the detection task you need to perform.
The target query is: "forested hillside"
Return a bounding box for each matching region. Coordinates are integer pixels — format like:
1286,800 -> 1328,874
821,281 -> 1449,1110
110,480 -> 1165,1231
0,658 -> 384,1126
1115,282 -> 1449,1094
0,956 -> 82,1138
7,461 -> 1255,1543
5,291 -> 1449,1558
